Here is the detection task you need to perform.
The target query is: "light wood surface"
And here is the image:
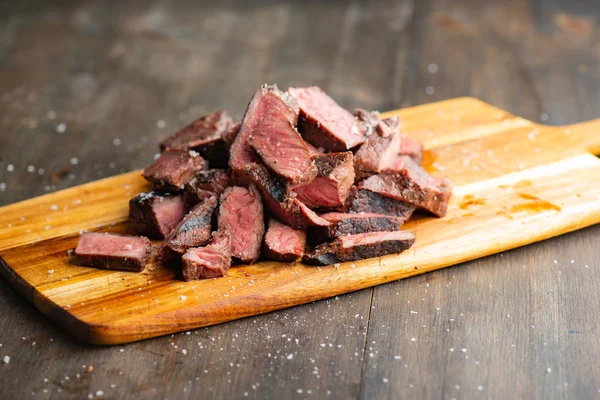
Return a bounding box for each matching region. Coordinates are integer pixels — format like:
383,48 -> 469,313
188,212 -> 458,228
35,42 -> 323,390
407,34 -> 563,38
0,97 -> 599,345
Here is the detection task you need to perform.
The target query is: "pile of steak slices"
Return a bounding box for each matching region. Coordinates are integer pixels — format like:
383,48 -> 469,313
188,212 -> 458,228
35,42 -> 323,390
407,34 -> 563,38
70,85 -> 452,281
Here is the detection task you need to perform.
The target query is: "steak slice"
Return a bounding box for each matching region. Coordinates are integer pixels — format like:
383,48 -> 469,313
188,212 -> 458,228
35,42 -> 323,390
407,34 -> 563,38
129,191 -> 188,239
218,185 -> 265,264
244,163 -> 330,228
359,156 -> 452,217
230,85 -> 299,184
263,218 -> 306,262
70,232 -> 152,272
350,189 -> 417,219
310,212 -> 406,241
181,231 -> 232,281
302,230 -> 416,266
160,196 -> 218,262
159,110 -> 233,150
143,149 -> 207,191
288,86 -> 367,151
183,169 -> 232,207
354,126 -> 423,181
247,100 -> 316,184
292,152 -> 355,208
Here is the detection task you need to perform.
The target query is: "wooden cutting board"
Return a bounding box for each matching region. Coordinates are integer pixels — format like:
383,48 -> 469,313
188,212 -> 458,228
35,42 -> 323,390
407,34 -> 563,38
1,97 -> 599,345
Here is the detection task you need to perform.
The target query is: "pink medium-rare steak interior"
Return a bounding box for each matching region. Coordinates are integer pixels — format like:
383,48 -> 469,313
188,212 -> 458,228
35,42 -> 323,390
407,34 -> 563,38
129,191 -> 188,239
336,230 -> 415,247
288,86 -> 367,151
292,152 -> 355,208
181,232 -> 232,281
248,92 -> 316,184
218,185 -> 265,263
153,195 -> 188,236
263,218 -> 306,262
75,232 -> 151,259
230,85 -> 299,181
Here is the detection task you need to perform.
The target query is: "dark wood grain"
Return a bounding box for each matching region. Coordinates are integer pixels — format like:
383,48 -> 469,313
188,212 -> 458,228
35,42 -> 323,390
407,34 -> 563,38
0,0 -> 599,399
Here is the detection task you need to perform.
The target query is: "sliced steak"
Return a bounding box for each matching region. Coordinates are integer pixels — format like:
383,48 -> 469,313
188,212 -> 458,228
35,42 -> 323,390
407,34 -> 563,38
183,169 -> 232,207
359,156 -> 452,217
350,189 -> 417,219
244,163 -> 330,228
159,110 -> 233,151
302,230 -> 416,266
230,85 -> 299,184
143,149 -> 207,191
181,231 -> 232,281
354,126 -> 423,181
310,212 -> 406,241
263,218 -> 306,262
288,86 -> 367,151
70,232 -> 152,272
218,185 -> 265,264
247,100 -> 316,184
129,191 -> 188,239
160,196 -> 218,262
159,110 -> 233,168
292,152 -> 355,208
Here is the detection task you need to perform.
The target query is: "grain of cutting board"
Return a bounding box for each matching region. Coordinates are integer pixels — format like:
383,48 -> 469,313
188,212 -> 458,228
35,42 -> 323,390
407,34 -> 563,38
1,97 -> 599,345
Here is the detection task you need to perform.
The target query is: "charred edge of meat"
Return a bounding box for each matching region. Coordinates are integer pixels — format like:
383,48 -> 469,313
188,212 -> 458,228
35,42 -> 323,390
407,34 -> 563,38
292,152 -> 355,208
309,213 -> 406,242
159,196 -> 218,262
349,189 -> 417,220
183,169 -> 232,207
129,191 -> 188,239
244,163 -> 330,228
360,159 -> 452,217
302,231 -> 416,266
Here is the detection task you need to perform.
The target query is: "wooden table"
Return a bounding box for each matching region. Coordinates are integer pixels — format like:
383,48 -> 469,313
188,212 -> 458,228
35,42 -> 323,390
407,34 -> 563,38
1,1 -> 599,398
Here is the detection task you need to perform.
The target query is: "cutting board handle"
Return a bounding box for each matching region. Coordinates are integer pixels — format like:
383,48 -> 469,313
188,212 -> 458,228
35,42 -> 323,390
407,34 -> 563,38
566,118 -> 600,155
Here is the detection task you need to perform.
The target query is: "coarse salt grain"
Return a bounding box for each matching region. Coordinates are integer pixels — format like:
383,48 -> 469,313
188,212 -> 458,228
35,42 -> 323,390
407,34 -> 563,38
70,157 -> 79,165
157,120 -> 166,128
27,165 -> 35,172
382,378 -> 389,383
113,138 -> 121,146
2,356 -> 9,364
287,354 -> 293,360
427,63 -> 439,73
56,122 -> 67,133
96,391 -> 104,397
180,295 -> 187,301
48,270 -> 54,274
6,164 -> 14,172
